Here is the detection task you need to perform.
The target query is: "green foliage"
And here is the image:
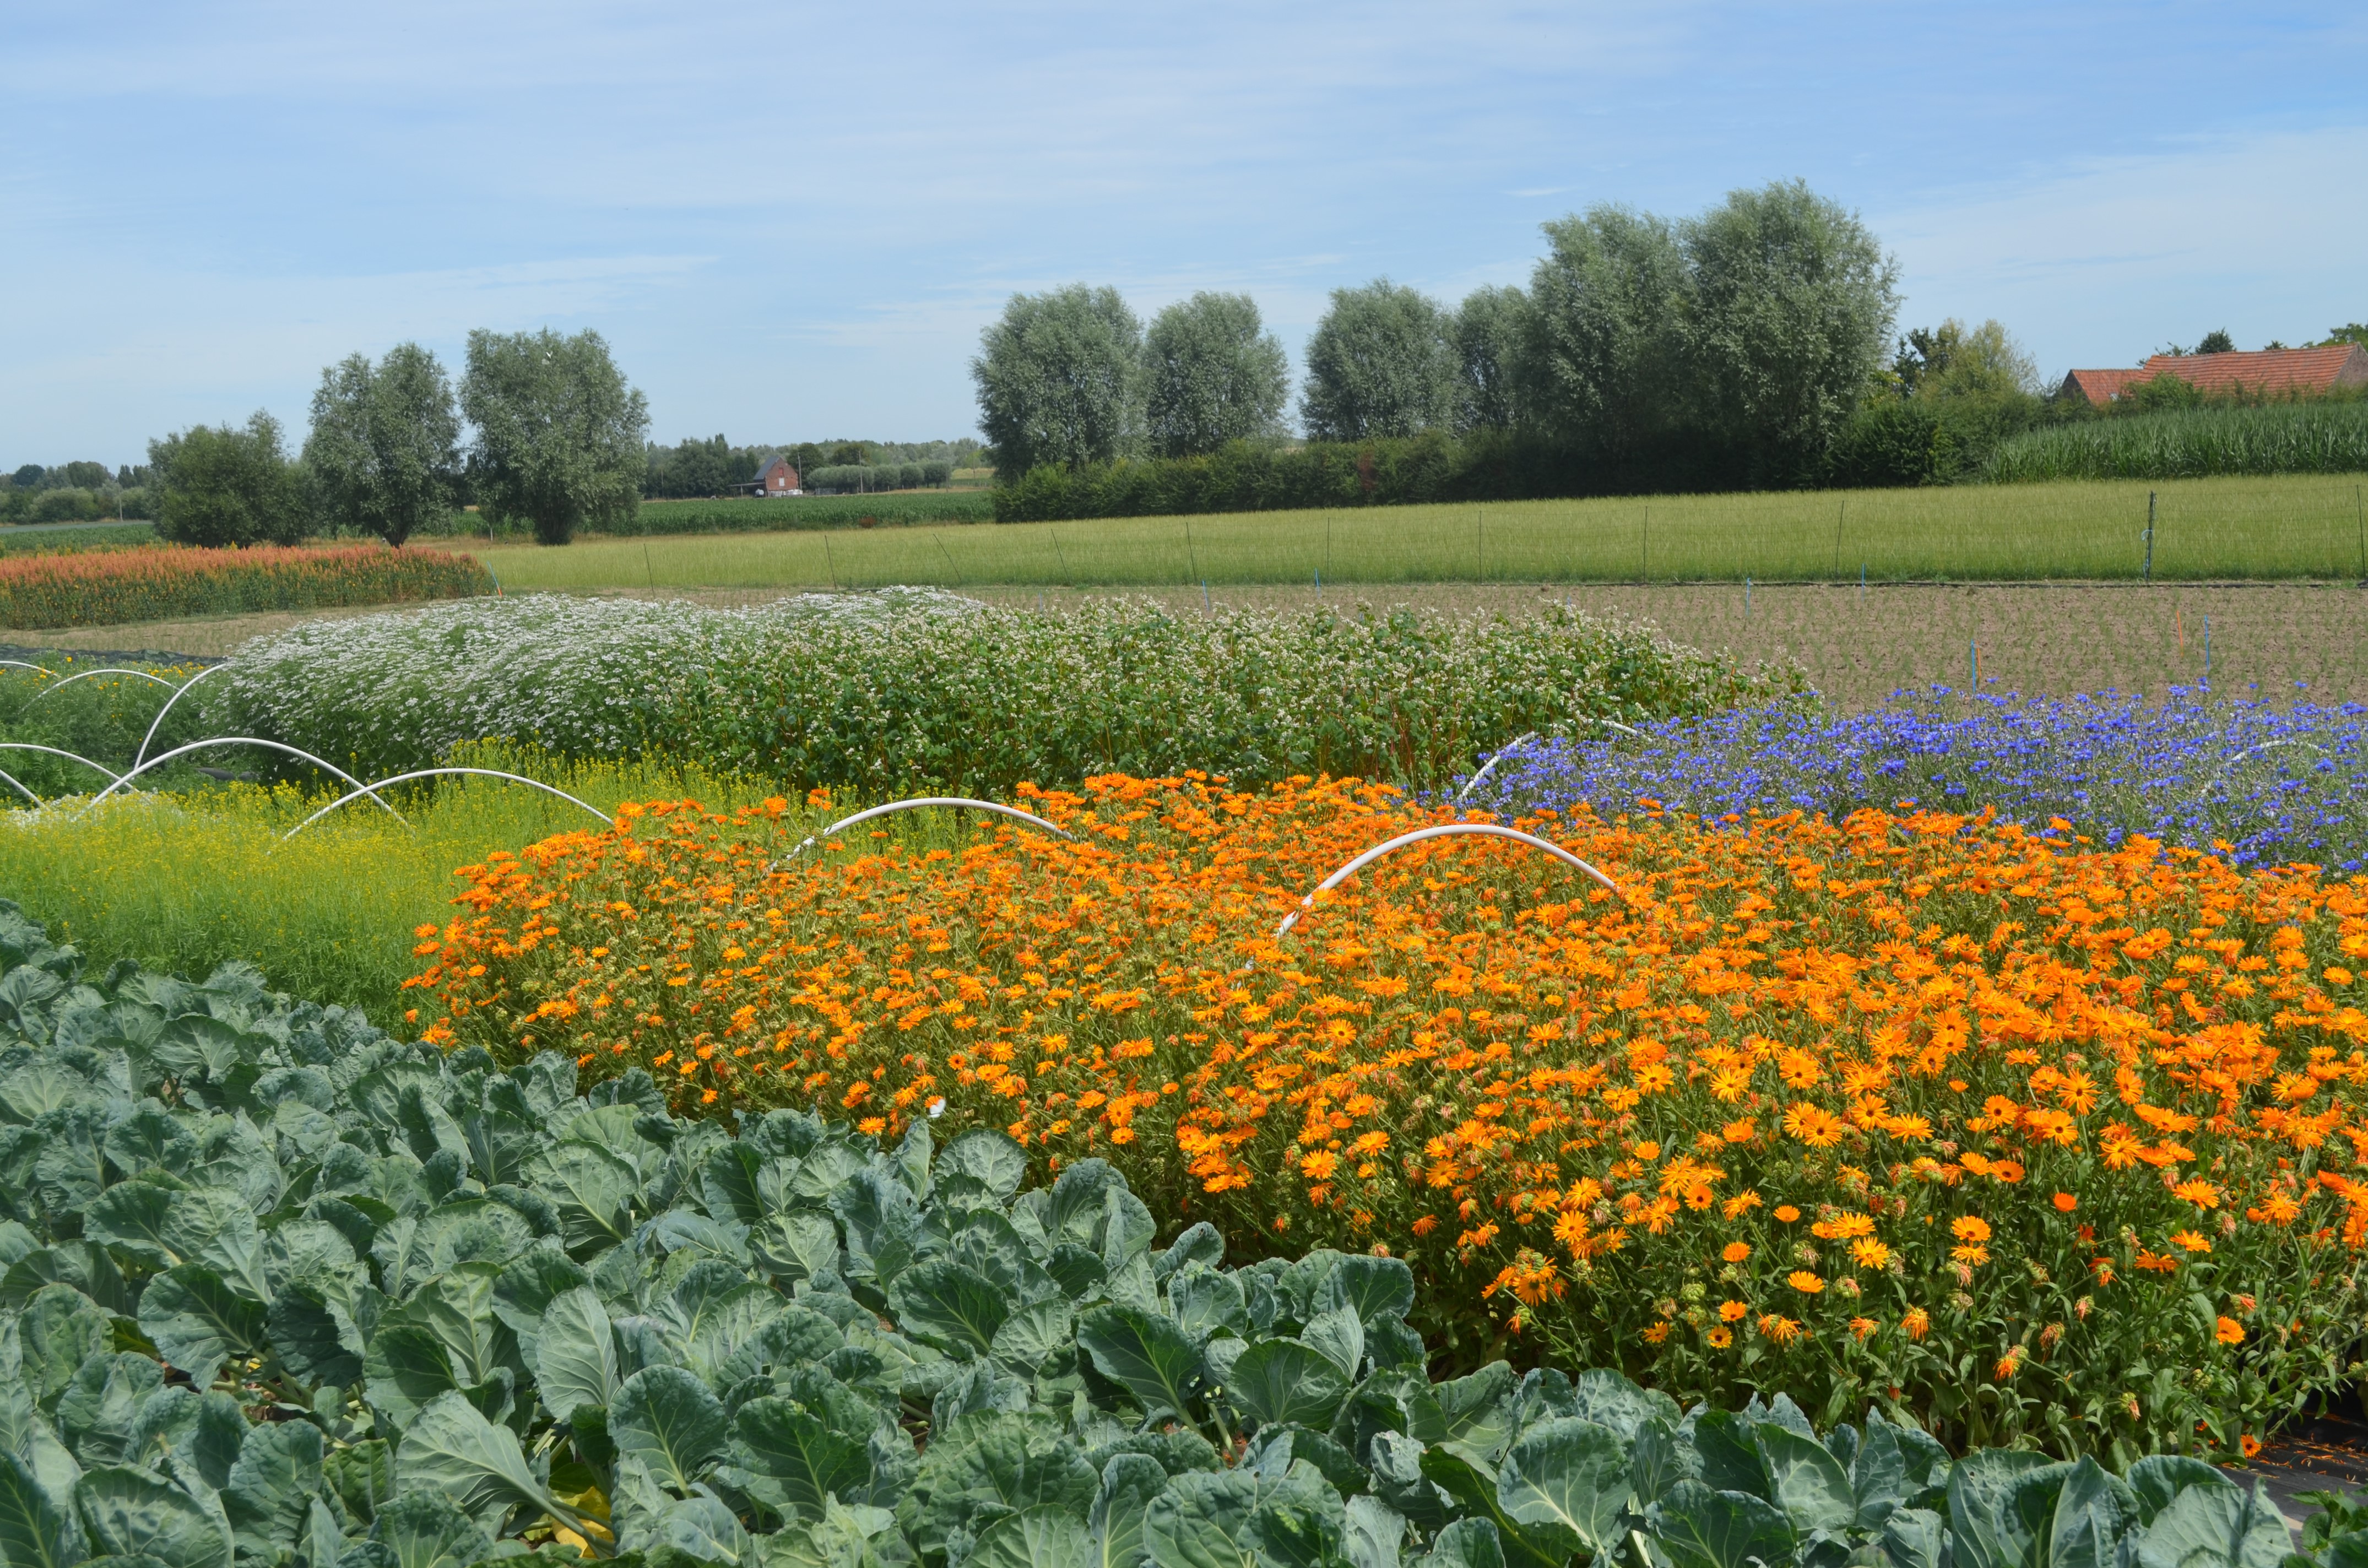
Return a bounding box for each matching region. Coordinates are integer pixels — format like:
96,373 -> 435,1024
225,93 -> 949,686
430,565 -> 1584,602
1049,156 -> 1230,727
215,592 -> 1794,797
2195,330 -> 2237,356
459,328 -> 649,546
1143,293 -> 1290,458
642,436 -> 761,500
589,492 -> 991,534
1892,320 -> 2040,403
1524,206 -> 1693,471
1450,287 -> 1528,437
1683,181 -> 1900,485
973,286 -> 1145,475
1986,402 -> 2368,481
990,431 -> 1585,520
29,491 -> 100,525
1301,280 -> 1458,441
0,907 -> 2353,1568
304,344 -> 463,548
0,741 -> 776,1025
148,414 -> 310,549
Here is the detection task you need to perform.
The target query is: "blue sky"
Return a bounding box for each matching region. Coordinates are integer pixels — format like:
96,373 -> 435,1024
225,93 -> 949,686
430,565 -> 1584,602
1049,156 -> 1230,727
6,2 -> 2366,463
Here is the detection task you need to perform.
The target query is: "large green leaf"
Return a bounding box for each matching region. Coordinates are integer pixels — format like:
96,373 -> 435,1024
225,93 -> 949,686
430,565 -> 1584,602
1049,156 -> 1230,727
1882,1507 -> 1946,1568
1755,1423 -> 1855,1536
728,1398 -> 870,1523
2128,1478 -> 2284,1568
56,1359 -> 161,1473
264,1286 -> 361,1392
1342,1495 -> 1404,1568
1224,1342 -> 1348,1432
20,1289 -> 109,1408
0,1451 -> 85,1568
73,1468 -> 229,1568
611,1366 -> 728,1494
1947,1451 -> 2067,1568
1418,1450 -> 1563,1568
530,1143 -> 640,1258
534,1286 -> 618,1424
891,1261 -> 1011,1361
1424,1518 -> 1506,1568
2124,1459 -> 2229,1528
1646,1480 -> 1795,1568
2048,1458 -> 2138,1568
1076,1307 -> 1205,1428
135,1268 -> 264,1393
939,1131 -> 1028,1203
971,1505 -> 1096,1568
1314,1257 -> 1415,1328
1141,1470 -> 1261,1568
1849,1419 -> 1909,1531
390,1392 -> 571,1536
1493,1417 -> 1629,1559
367,1490 -> 492,1568
220,1421 -> 322,1561
1091,1453 -> 1167,1568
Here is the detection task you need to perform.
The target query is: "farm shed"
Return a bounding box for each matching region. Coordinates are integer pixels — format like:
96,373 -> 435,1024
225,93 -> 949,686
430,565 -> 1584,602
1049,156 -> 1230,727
2060,343 -> 2368,404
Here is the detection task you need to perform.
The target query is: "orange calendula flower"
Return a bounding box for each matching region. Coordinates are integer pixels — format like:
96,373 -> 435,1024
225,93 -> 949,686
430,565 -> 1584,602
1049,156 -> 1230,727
1995,1348 -> 2023,1379
1706,1326 -> 1733,1349
2215,1316 -> 2245,1345
2171,1230 -> 2213,1254
1758,1314 -> 1803,1345
2053,1192 -> 2078,1213
1722,1241 -> 1752,1263
1849,1317 -> 1878,1341
1642,1322 -> 1671,1344
1719,1300 -> 1749,1322
1901,1307 -> 1931,1340
1952,1216 -> 1992,1244
1787,1270 -> 1825,1294
1774,1205 -> 1802,1223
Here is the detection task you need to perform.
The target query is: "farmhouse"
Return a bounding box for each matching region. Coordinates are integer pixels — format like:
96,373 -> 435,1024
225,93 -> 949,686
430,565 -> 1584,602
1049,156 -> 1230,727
752,453 -> 801,495
2059,343 -> 2368,405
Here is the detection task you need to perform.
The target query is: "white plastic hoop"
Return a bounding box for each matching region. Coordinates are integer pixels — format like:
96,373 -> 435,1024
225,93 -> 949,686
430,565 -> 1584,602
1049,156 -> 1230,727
0,768 -> 41,806
1263,822 -> 1623,955
0,661 -> 57,678
0,742 -> 125,785
133,663 -> 228,773
281,768 -> 612,842
1455,732 -> 1538,804
20,667 -> 180,705
771,796 -> 1075,871
75,739 -> 409,825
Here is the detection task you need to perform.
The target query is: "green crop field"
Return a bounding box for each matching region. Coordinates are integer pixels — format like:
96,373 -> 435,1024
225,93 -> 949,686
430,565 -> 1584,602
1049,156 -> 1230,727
454,472 -> 2368,590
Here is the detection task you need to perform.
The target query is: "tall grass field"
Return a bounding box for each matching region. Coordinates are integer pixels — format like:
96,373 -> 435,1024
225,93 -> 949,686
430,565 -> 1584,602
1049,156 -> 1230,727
455,473 -> 2368,588
1988,402 -> 2368,482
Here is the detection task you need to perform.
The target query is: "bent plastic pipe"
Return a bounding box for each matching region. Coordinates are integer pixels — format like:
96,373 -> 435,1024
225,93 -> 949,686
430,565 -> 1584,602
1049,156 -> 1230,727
1247,822 -> 1624,970
771,796 -> 1075,871
0,742 -> 126,785
133,663 -> 230,773
280,767 -> 613,842
76,738 -> 408,824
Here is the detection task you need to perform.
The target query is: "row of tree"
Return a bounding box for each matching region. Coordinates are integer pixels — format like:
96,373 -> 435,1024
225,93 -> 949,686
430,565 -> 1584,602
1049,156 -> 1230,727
976,181 -> 1909,488
141,329 -> 648,549
642,437 -> 978,498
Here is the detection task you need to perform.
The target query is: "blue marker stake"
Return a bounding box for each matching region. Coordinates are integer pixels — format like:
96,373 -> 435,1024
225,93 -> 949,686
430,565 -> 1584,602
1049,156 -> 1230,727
2204,615 -> 2211,683
1202,580 -> 1210,612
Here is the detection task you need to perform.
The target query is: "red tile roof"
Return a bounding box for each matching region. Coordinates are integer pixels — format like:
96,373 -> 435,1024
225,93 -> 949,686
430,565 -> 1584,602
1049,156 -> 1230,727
2062,368 -> 2149,404
2063,344 -> 2368,403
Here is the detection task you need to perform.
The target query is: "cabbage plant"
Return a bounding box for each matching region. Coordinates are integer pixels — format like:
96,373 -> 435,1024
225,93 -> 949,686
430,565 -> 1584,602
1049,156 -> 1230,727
0,902 -> 2322,1568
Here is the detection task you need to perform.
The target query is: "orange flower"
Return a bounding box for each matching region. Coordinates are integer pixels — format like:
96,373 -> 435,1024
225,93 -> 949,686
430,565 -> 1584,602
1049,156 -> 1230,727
1851,1239 -> 1892,1270
1719,1299 -> 1749,1322
1758,1314 -> 1802,1345
1642,1322 -> 1671,1344
1995,1348 -> 2022,1380
1411,1215 -> 1440,1236
1787,1270 -> 1825,1294
1849,1317 -> 1878,1340
2240,1435 -> 2262,1459
1706,1326 -> 1734,1349
1722,1242 -> 1752,1263
1774,1205 -> 1802,1223
2171,1230 -> 2213,1254
1952,1216 -> 1992,1244
1901,1306 -> 1931,1340
2052,1192 -> 2078,1213
2215,1316 -> 2245,1345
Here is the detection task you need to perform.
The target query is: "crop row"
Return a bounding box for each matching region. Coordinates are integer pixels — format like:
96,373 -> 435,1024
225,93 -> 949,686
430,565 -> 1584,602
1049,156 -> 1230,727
412,773 -> 2368,1463
214,592 -> 1794,794
0,903 -> 2349,1568
0,542 -> 493,630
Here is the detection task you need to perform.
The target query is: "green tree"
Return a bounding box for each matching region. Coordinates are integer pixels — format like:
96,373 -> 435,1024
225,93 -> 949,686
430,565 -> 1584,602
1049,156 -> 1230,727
2196,328 -> 2236,355
1522,206 -> 1692,463
1142,292 -> 1288,457
1449,285 -> 1529,433
2323,324 -> 2368,350
1299,279 -> 1456,440
148,412 -> 310,547
1892,318 -> 2040,400
459,328 -> 648,545
303,342 -> 460,547
972,285 -> 1143,475
1681,179 -> 1900,482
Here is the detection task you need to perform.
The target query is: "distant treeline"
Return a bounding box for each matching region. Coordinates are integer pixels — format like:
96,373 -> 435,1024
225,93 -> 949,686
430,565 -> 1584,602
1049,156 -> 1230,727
642,436 -> 979,498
